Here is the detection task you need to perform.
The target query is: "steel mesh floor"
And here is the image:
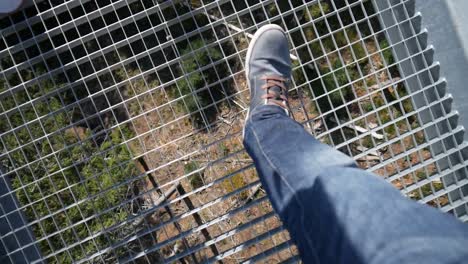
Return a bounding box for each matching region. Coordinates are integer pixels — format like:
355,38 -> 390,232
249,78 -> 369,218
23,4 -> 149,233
1,0 -> 467,263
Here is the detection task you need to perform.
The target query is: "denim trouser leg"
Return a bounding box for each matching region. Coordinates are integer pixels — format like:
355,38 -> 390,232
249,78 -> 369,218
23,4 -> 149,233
243,105 -> 468,264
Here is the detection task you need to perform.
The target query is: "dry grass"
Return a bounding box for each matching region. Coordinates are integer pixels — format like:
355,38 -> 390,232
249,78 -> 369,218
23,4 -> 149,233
116,23 -> 443,263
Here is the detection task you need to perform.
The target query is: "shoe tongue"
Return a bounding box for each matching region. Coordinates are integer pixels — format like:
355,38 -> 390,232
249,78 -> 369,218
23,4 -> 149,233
267,85 -> 283,100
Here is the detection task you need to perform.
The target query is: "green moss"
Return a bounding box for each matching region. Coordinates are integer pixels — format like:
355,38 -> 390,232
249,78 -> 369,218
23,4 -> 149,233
292,60 -> 307,85
409,190 -> 421,200
384,123 -> 396,136
0,78 -> 6,93
267,3 -> 279,17
322,60 -> 354,107
366,77 -> 376,87
222,173 -> 248,200
321,36 -> 334,52
397,85 -> 408,97
305,2 -> 330,21
310,40 -> 324,57
3,81 -> 140,262
352,42 -> 367,62
380,39 -> 394,65
402,98 -> 415,114
304,26 -> 316,42
321,135 -> 332,145
190,0 -> 203,8
219,142 -> 230,157
184,161 -> 204,189
333,31 -> 348,48
378,108 -> 391,124
433,181 -> 444,192
420,184 -> 434,197
416,131 -> 426,145
361,136 -> 374,148
171,39 -> 225,127
362,101 -> 374,112
416,170 -> 427,180
333,29 -> 366,64
373,96 -> 385,108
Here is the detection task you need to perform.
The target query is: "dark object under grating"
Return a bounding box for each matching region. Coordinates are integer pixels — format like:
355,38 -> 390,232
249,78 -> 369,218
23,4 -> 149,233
0,0 -> 467,263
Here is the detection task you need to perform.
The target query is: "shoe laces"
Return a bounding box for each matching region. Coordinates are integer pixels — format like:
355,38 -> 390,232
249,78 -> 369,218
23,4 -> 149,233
260,75 -> 289,110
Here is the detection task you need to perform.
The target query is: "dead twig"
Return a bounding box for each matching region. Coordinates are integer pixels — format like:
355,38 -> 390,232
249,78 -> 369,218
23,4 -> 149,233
218,116 -> 233,125
369,77 -> 401,91
133,153 -> 198,264
187,159 -> 252,164
330,117 -> 384,140
356,155 -> 381,162
176,185 -> 222,263
355,145 -> 380,157
133,182 -> 180,227
242,183 -> 263,205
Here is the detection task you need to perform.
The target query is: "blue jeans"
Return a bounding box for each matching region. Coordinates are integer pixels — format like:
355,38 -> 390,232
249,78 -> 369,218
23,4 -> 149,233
243,105 -> 468,263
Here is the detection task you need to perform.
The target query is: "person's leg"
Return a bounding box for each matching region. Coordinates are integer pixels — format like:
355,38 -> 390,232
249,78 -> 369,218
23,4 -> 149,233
242,25 -> 468,263
243,105 -> 468,263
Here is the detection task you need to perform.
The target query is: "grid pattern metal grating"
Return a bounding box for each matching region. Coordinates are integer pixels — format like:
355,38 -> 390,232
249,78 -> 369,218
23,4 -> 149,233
0,0 -> 467,263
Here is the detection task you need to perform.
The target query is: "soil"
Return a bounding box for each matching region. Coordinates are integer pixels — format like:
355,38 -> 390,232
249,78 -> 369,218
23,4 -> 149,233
121,28 -> 444,263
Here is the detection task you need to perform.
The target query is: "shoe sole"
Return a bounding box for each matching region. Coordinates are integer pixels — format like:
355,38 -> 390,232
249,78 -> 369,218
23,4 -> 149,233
242,24 -> 286,139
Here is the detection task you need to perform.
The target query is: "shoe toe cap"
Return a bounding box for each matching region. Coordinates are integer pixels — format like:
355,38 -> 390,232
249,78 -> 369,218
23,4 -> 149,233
249,28 -> 291,77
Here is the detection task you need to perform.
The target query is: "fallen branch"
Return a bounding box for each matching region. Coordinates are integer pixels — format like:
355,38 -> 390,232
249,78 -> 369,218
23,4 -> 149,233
218,116 -> 233,125
312,119 -> 323,132
232,98 -> 247,110
227,183 -> 264,212
330,117 -> 384,140
133,153 -> 198,264
154,182 -> 180,206
349,123 -> 384,140
356,145 -> 380,157
243,183 -> 263,205
133,182 -> 180,227
356,155 -> 381,162
188,159 -> 252,164
369,77 -> 401,91
176,185 -> 222,262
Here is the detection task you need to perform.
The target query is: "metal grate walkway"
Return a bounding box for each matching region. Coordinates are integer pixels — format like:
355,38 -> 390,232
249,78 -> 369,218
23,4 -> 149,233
0,0 -> 467,263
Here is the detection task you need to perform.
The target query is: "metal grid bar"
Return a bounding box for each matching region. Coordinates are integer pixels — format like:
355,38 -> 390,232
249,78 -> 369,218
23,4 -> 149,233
0,0 -> 467,263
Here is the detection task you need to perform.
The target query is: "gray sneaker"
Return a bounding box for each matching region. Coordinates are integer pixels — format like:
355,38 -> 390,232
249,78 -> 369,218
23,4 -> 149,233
0,0 -> 23,14
244,24 -> 292,125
